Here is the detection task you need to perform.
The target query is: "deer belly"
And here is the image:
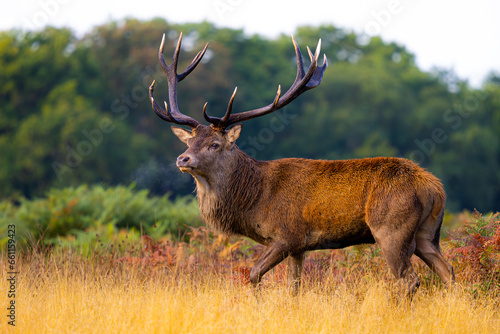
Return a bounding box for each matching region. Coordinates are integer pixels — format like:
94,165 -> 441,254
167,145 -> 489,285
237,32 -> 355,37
302,199 -> 374,249
306,223 -> 375,250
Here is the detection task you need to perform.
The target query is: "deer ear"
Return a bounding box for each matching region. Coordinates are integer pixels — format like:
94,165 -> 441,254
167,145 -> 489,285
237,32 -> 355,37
171,126 -> 193,144
226,124 -> 242,144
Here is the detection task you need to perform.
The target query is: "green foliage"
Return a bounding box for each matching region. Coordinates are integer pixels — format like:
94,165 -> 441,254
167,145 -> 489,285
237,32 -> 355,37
0,184 -> 203,249
0,80 -> 153,197
1,20 -> 500,211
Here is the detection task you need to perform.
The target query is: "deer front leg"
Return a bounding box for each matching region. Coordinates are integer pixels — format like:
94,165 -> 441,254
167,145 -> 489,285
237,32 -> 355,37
287,252 -> 305,295
249,241 -> 290,289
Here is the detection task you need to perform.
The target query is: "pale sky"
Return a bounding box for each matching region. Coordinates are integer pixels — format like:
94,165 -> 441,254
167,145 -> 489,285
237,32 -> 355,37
3,0 -> 500,87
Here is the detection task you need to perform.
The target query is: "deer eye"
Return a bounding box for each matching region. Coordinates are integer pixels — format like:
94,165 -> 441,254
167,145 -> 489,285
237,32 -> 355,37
209,143 -> 220,150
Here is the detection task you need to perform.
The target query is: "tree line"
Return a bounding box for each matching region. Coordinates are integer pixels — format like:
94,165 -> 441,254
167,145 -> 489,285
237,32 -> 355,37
1,18 -> 499,212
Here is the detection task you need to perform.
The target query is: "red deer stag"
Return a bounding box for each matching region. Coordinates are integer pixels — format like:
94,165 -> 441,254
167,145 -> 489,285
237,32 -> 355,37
149,32 -> 455,295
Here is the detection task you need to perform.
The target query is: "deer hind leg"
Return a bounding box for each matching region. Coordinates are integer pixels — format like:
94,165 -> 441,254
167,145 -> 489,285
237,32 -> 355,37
375,234 -> 421,297
367,196 -> 422,297
414,210 -> 455,284
287,252 -> 305,295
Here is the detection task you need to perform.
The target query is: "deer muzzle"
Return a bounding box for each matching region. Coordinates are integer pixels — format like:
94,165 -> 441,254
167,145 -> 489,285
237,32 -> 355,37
176,154 -> 196,172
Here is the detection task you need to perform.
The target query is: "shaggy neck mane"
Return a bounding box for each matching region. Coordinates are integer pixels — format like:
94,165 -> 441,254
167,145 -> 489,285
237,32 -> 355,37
194,148 -> 263,235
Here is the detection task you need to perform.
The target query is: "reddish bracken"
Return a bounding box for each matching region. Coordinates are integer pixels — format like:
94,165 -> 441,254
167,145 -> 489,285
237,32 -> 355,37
448,212 -> 500,283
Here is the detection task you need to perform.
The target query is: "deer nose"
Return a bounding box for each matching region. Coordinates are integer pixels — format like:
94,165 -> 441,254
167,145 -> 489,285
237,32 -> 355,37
176,155 -> 193,169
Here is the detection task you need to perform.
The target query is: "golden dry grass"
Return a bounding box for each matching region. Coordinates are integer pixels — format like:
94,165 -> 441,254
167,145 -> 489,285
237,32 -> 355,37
2,248 -> 499,334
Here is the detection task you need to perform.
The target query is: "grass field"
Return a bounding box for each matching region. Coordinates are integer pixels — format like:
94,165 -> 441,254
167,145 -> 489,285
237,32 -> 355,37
2,211 -> 500,333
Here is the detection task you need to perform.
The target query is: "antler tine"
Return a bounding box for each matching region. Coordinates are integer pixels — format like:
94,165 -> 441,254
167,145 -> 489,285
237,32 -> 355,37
306,46 -> 314,62
172,32 -> 182,72
158,34 -> 168,72
305,52 -> 328,90
305,38 -> 321,62
150,32 -> 206,129
273,85 -> 282,107
291,35 -> 305,81
179,42 -> 209,82
222,87 -> 238,123
314,39 -> 322,62
149,80 -> 173,122
204,87 -> 238,128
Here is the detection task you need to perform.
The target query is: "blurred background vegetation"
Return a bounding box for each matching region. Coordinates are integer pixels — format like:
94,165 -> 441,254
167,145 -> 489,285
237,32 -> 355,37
1,18 -> 499,230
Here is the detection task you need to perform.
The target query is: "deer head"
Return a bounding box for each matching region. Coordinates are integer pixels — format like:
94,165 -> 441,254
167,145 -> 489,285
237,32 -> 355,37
149,32 -> 327,183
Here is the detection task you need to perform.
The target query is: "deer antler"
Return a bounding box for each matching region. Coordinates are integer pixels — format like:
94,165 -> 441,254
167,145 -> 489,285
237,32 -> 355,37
203,35 -> 328,130
149,32 -> 209,129
150,33 -> 327,131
